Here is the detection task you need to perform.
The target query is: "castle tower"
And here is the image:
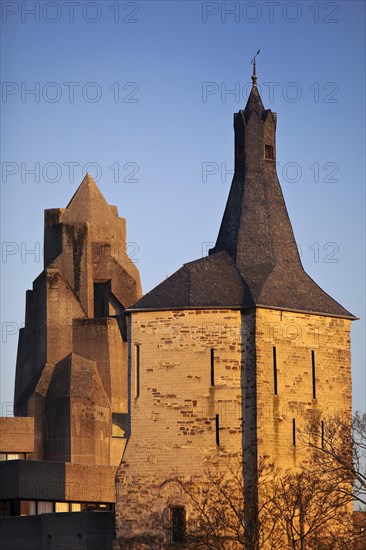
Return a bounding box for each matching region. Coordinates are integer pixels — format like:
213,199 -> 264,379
114,63 -> 355,547
14,174 -> 142,464
210,60 -> 355,474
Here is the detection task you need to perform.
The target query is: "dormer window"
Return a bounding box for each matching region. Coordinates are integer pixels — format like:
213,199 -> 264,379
265,144 -> 274,160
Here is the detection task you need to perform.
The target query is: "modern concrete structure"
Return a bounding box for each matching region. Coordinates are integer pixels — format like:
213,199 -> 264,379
14,174 -> 142,465
1,175 -> 141,548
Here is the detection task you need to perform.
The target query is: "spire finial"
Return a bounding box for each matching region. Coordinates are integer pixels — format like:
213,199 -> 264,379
251,49 -> 260,86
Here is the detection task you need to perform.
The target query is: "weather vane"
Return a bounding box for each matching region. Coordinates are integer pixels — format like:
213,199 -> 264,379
251,49 -> 260,86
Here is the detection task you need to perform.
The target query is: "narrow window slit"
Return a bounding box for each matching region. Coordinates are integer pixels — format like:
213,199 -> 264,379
292,418 -> 296,447
273,346 -> 278,395
215,414 -> 220,447
321,420 -> 325,449
210,348 -> 215,387
311,350 -> 316,399
135,344 -> 140,398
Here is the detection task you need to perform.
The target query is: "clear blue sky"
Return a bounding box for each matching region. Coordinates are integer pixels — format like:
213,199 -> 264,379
1,0 -> 365,414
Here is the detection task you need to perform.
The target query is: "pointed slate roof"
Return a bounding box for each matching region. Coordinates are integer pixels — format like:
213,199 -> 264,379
244,84 -> 265,117
130,252 -> 249,310
130,75 -> 355,319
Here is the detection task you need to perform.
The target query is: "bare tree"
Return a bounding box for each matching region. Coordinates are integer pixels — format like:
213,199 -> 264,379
295,411 -> 366,548
176,449 -> 358,549
174,456 -> 284,549
353,411 -> 366,506
303,411 -> 366,509
268,465 -> 354,549
172,413 -> 366,549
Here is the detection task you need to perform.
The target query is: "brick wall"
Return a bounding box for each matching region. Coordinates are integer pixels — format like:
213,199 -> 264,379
115,309 -> 243,547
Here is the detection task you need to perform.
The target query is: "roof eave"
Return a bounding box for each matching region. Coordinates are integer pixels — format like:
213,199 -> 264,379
125,303 -> 358,320
254,303 -> 358,321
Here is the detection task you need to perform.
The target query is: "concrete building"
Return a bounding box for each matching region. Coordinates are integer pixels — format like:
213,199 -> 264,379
1,176 -> 141,548
0,64 -> 356,549
14,174 -> 142,465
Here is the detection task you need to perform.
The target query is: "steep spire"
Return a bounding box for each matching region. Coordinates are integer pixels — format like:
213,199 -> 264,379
129,63 -> 354,319
207,64 -> 355,318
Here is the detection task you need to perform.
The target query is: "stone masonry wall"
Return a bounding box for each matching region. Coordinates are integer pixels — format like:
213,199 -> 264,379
115,309 -> 243,548
114,306 -> 352,548
254,308 -> 352,468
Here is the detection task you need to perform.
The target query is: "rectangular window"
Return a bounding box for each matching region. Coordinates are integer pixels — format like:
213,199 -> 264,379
37,501 -> 54,514
0,453 -> 26,461
94,281 -> 111,318
6,453 -> 25,460
81,502 -> 113,512
265,144 -> 274,159
273,346 -> 278,395
292,418 -> 296,447
20,500 -> 36,516
112,413 -> 128,438
135,344 -> 140,398
311,350 -> 316,399
321,420 -> 325,449
171,506 -> 186,543
55,502 -> 70,513
215,414 -> 220,447
210,348 -> 215,387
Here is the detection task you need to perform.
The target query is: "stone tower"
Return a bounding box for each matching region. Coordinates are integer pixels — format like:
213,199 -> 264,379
114,65 -> 355,547
14,174 -> 142,465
